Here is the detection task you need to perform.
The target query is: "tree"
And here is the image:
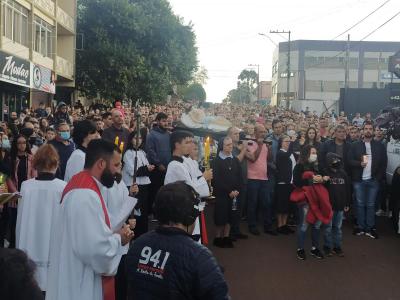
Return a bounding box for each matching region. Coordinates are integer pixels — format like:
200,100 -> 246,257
182,83 -> 206,101
76,0 -> 198,103
224,69 -> 258,104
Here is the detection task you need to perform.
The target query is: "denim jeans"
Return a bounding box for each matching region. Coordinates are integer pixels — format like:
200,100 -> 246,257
247,179 -> 273,230
353,179 -> 380,231
297,203 -> 322,249
323,210 -> 344,249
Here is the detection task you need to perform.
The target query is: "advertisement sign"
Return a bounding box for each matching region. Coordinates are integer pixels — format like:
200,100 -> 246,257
389,55 -> 400,79
0,51 -> 31,88
31,64 -> 56,94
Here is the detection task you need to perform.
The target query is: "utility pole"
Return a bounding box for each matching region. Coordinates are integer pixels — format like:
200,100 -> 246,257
344,34 -> 350,108
248,64 -> 260,101
270,30 -> 291,109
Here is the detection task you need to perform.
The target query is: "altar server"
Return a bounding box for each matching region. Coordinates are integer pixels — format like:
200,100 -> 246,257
16,144 -> 66,293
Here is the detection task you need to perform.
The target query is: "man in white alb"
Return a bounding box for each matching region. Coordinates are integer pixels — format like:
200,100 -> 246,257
46,139 -> 134,300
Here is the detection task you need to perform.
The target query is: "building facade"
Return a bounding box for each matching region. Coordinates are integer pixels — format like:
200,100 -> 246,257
271,40 -> 400,107
0,0 -> 76,120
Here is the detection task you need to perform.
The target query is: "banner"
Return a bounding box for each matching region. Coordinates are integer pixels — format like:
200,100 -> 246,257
31,64 -> 56,94
0,51 -> 31,88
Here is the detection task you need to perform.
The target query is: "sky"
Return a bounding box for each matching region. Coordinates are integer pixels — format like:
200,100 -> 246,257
167,0 -> 400,102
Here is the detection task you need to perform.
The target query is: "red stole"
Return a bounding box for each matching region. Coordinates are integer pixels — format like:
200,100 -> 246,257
61,171 -> 115,300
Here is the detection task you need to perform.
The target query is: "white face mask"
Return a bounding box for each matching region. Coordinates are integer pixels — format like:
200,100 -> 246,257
308,154 -> 318,163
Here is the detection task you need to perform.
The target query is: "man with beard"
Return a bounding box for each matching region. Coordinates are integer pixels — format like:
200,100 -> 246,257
146,112 -> 171,216
46,139 -> 135,300
348,121 -> 387,239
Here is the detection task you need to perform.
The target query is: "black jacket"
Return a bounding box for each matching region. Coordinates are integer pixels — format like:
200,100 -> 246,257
325,168 -> 351,211
319,139 -> 351,175
276,150 -> 294,184
126,227 -> 229,300
212,155 -> 242,198
347,140 -> 387,181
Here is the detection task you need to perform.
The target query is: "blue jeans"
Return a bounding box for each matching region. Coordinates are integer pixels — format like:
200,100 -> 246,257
323,210 -> 344,249
247,179 -> 273,230
353,179 -> 379,231
297,203 -> 322,249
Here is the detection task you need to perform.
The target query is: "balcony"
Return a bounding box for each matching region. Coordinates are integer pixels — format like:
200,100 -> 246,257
56,56 -> 74,80
33,0 -> 55,16
57,7 -> 75,33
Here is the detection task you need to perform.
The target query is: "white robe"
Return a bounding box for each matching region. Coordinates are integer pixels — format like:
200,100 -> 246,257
102,180 -> 137,254
64,149 -> 86,182
16,178 -> 66,291
164,158 -> 207,238
122,149 -> 151,186
45,183 -> 125,300
183,156 -> 210,198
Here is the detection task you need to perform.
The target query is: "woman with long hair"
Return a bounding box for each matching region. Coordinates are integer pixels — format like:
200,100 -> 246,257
292,145 -> 330,260
304,127 -> 321,151
122,130 -> 155,237
7,135 -> 37,248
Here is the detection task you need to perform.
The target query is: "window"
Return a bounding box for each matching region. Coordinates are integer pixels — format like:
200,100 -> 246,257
33,16 -> 54,58
1,0 -> 29,46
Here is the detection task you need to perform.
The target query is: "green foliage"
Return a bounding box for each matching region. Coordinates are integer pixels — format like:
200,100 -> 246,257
76,0 -> 198,103
224,69 -> 258,104
182,83 -> 206,101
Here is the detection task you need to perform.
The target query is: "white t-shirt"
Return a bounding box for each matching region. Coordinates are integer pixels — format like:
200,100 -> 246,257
362,142 -> 372,180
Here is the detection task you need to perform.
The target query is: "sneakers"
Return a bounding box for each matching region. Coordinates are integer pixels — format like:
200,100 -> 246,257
310,248 -> 324,259
264,229 -> 278,236
297,249 -> 306,260
213,237 -> 224,248
277,226 -> 289,235
222,237 -> 234,248
375,209 -> 387,217
332,247 -> 345,257
249,228 -> 260,236
353,228 -> 365,236
323,246 -> 333,257
365,229 -> 379,239
233,232 -> 248,239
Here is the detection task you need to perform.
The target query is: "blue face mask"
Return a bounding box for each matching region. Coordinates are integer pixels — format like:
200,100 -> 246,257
59,131 -> 70,140
1,139 -> 10,150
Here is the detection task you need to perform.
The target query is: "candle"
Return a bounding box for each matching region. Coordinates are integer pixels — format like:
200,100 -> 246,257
204,137 -> 210,167
119,142 -> 124,152
114,136 -> 119,146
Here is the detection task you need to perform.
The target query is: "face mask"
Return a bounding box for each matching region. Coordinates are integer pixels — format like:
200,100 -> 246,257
59,131 -> 70,140
1,139 -> 10,150
20,127 -> 34,137
114,172 -> 122,184
308,154 -> 318,163
101,167 -> 115,188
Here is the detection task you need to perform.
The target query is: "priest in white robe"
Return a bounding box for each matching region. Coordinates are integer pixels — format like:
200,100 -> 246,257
46,139 -> 134,300
64,119 -> 99,182
16,144 -> 66,293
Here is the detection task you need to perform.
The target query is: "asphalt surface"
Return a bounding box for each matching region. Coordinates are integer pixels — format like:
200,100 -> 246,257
205,205 -> 400,300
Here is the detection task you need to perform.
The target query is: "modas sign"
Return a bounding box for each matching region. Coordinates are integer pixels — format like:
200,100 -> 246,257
389,55 -> 400,79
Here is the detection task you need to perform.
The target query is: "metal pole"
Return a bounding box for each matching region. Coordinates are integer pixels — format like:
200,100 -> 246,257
286,31 -> 291,109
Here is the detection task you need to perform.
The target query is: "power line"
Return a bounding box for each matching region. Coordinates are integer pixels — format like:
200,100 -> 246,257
332,0 -> 392,40
305,10 -> 400,70
360,9 -> 400,41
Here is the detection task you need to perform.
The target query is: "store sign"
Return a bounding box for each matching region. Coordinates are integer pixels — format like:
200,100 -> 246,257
0,52 -> 30,88
31,64 -> 56,94
280,72 -> 295,78
389,55 -> 400,79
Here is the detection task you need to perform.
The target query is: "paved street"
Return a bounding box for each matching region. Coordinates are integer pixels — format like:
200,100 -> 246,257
205,205 -> 400,300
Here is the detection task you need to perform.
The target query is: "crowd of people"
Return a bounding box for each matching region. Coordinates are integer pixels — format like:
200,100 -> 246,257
0,98 -> 397,299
